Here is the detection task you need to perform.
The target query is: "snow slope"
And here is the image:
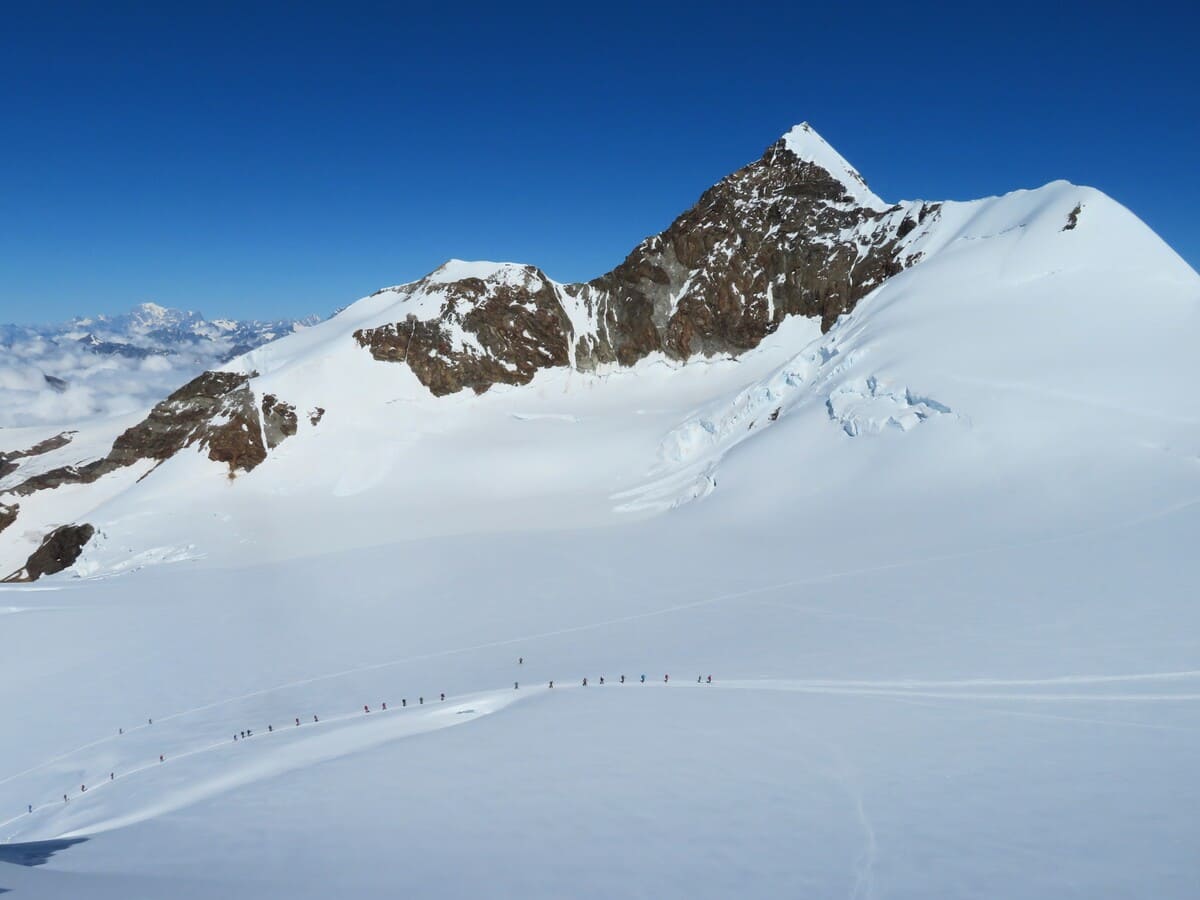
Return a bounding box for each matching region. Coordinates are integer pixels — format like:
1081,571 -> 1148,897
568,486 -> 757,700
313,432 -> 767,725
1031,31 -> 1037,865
0,127 -> 1198,897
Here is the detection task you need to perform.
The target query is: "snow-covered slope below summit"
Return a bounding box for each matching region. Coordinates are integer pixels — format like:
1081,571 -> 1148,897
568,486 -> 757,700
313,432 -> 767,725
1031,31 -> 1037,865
623,181 -> 1200,513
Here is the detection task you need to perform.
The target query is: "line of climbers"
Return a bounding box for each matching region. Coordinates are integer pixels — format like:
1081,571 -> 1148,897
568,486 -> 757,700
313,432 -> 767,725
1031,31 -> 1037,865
28,660 -> 714,818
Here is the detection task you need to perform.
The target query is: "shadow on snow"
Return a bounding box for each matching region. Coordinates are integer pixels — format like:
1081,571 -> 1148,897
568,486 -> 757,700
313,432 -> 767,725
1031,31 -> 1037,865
0,837 -> 88,867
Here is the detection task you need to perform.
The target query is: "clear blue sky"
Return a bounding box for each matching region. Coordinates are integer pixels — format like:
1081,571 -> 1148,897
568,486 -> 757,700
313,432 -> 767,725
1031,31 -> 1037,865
1,1 -> 1196,324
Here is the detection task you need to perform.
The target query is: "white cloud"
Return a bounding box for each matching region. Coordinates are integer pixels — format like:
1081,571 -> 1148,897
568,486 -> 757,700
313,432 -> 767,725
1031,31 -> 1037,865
0,335 -> 208,427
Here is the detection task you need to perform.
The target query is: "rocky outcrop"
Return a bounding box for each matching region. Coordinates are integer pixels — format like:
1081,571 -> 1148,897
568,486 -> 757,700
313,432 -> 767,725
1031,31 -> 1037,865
8,461 -> 110,497
355,265 -> 573,396
2,523 -> 94,582
1063,203 -> 1082,231
6,372 -> 294,504
354,125 -> 938,396
0,431 -> 76,481
262,395 -> 299,449
108,371 -> 268,473
309,407 -> 325,426
0,503 -> 16,535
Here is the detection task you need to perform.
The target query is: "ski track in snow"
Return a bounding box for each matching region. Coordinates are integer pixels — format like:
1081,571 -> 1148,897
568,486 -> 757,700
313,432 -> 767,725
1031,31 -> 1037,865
884,695 -> 1200,735
715,680 -> 1200,703
3,669 -> 1199,842
831,749 -> 877,900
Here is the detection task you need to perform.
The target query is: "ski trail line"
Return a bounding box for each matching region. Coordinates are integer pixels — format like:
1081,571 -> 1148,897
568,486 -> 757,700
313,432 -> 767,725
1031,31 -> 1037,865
710,680 -> 1200,702
886,695 -> 1200,734
752,671 -> 1200,689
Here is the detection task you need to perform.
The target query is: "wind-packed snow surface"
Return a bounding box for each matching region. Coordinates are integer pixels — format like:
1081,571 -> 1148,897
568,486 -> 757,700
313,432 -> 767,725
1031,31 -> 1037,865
1,129 -> 1199,898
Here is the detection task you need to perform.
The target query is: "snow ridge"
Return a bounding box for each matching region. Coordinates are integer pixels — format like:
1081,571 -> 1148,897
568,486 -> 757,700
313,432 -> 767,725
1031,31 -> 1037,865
780,122 -> 887,210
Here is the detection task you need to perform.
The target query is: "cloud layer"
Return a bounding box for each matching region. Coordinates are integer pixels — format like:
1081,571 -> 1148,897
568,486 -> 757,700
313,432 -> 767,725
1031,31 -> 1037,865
0,305 -> 315,428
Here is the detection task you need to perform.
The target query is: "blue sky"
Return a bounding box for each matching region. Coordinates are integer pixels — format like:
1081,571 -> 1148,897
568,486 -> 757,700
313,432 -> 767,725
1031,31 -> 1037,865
1,1 -> 1196,324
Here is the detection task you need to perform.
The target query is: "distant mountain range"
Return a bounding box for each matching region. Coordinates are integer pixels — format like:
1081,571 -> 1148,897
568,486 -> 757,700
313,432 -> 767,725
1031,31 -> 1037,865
1,302 -> 321,366
0,303 -> 321,427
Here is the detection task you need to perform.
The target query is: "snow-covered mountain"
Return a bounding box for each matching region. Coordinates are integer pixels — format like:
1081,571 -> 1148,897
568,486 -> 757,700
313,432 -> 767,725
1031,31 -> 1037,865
1,124 -> 1198,898
0,303 -> 319,428
2,122 -> 1194,582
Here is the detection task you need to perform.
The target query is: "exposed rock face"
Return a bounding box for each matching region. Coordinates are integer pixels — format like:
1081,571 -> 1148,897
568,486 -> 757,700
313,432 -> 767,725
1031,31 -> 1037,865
1064,203 -> 1082,231
6,372 -> 279,502
110,371 -> 268,473
355,265 -> 573,396
354,124 -> 937,396
261,394 -> 298,449
0,431 -> 76,481
575,132 -> 927,361
309,407 -> 325,427
8,462 -> 109,497
2,523 -> 94,582
0,503 -> 16,535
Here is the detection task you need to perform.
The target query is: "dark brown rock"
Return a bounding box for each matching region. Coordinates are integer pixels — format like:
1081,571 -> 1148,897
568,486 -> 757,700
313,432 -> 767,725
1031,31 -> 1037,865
1063,203 -> 1082,231
355,266 -> 573,396
309,407 -> 325,426
7,371 -> 294,502
262,394 -> 299,449
0,503 -> 16,535
579,137 -> 927,352
109,371 -> 266,472
9,460 -> 112,497
2,523 -> 94,582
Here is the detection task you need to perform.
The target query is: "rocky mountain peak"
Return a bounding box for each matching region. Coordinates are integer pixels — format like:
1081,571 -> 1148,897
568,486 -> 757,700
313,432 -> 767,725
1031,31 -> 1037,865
352,124 -> 933,397
770,123 -> 885,210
